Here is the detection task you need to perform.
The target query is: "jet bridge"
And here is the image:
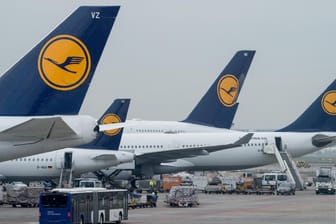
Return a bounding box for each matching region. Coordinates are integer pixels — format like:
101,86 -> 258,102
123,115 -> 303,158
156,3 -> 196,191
263,137 -> 305,190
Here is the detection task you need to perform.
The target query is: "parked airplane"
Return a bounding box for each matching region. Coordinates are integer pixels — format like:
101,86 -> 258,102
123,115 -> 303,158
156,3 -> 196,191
123,50 -> 255,133
0,99 -> 134,182
0,6 -> 121,162
97,79 -> 336,179
148,79 -> 336,174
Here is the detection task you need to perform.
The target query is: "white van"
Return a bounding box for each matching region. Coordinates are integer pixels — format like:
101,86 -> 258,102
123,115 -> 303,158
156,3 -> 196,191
262,172 -> 288,187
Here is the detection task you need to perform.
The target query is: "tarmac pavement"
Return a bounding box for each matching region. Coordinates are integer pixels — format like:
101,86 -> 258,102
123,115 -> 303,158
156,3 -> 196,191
126,189 -> 335,224
1,188 -> 334,224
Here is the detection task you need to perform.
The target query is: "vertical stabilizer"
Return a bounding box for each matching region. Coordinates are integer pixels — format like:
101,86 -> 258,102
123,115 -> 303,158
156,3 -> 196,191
0,6 -> 120,115
279,79 -> 336,132
183,50 -> 255,128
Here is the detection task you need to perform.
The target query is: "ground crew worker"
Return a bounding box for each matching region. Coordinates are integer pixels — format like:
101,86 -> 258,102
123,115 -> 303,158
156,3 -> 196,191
149,179 -> 156,194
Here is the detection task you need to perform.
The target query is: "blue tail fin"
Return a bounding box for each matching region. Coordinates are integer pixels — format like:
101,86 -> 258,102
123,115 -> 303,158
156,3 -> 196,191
183,50 -> 255,128
81,99 -> 130,149
0,6 -> 120,116
279,79 -> 336,132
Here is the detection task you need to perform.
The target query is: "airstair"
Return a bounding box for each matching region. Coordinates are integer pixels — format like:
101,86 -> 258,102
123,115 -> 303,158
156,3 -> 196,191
58,152 -> 74,188
263,137 -> 305,190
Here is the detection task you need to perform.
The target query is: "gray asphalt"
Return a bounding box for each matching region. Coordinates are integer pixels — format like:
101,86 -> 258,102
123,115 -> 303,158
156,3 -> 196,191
0,188 -> 335,224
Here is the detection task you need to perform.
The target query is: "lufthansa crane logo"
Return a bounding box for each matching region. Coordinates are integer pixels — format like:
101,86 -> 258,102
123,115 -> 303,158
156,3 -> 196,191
217,74 -> 239,107
101,113 -> 122,136
38,35 -> 91,91
321,90 -> 336,115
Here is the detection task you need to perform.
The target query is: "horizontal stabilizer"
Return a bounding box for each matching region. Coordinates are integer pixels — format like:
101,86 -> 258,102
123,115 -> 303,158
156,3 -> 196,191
312,134 -> 336,147
202,133 -> 253,153
0,117 -> 77,142
81,98 -> 130,150
98,122 -> 127,132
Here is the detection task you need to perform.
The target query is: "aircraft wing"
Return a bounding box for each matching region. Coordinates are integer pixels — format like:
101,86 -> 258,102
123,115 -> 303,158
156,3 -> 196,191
136,133 -> 253,164
0,117 -> 77,144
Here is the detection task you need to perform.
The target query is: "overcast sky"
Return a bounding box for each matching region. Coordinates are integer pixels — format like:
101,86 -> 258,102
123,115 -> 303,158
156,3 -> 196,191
0,0 -> 335,130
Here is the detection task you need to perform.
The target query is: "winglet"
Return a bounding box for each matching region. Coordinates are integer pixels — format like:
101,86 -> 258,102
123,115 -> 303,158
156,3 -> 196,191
233,133 -> 254,145
183,50 -> 255,128
203,132 -> 254,153
0,6 -> 120,116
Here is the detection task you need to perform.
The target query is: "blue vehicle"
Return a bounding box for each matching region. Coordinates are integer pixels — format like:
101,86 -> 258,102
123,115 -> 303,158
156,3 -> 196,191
39,188 -> 128,224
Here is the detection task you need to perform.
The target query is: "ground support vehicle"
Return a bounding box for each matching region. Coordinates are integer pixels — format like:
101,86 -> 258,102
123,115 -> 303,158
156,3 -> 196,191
7,186 -> 44,207
134,179 -> 161,194
161,175 -> 182,192
276,181 -> 296,195
165,186 -> 199,207
237,177 -> 276,195
315,167 -> 336,194
73,178 -> 103,188
223,182 -> 235,194
261,172 -> 288,189
204,184 -> 225,194
4,182 -> 44,207
243,186 -> 276,195
128,192 -> 158,208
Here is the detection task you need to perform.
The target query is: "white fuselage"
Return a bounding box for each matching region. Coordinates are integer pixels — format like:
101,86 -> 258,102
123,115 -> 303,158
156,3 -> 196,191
117,126 -> 330,175
0,148 -> 134,181
123,120 -> 226,134
0,115 -> 97,162
119,129 -> 248,156
154,131 -> 329,173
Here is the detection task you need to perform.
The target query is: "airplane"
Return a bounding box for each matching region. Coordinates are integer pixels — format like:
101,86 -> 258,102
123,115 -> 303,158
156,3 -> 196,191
98,79 -> 336,179
0,99 -> 134,182
0,6 -> 121,162
123,50 -> 255,133
143,79 -> 336,174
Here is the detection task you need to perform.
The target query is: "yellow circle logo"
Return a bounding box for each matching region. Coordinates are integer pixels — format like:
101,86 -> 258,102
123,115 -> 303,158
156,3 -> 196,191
217,74 -> 239,107
101,113 -> 122,136
38,35 -> 91,91
321,90 -> 336,115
